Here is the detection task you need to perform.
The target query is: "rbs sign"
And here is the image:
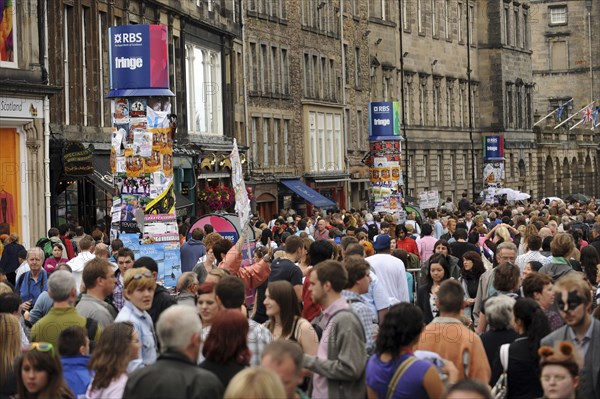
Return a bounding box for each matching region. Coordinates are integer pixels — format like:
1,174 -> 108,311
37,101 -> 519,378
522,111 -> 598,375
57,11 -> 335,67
483,136 -> 505,160
369,102 -> 402,139
108,25 -> 170,97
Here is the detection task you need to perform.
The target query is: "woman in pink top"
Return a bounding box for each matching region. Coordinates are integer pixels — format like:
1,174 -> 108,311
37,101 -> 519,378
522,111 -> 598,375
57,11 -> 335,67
417,224 -> 438,266
43,244 -> 68,274
86,322 -> 141,399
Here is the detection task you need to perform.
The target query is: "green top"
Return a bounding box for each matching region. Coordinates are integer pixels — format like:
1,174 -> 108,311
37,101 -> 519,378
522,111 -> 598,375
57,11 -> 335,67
30,307 -> 101,347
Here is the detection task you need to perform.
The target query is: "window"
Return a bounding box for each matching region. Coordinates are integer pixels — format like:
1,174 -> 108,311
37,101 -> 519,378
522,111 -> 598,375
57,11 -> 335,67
408,155 -> 413,178
423,154 -> 428,179
185,44 -> 223,135
370,0 -> 390,20
402,0 -> 409,30
404,75 -> 413,125
446,80 -> 453,127
383,76 -> 390,101
525,86 -> 532,129
506,83 -> 513,127
260,44 -> 268,93
523,11 -> 529,49
514,9 -> 519,47
251,117 -> 259,164
354,47 -> 361,88
504,5 -> 510,45
516,86 -> 522,129
458,2 -> 463,42
262,118 -> 270,166
273,118 -> 280,165
308,110 -> 344,172
417,0 -> 424,34
433,78 -> 441,126
550,6 -> 567,25
356,109 -> 363,147
419,78 -> 426,125
249,42 -> 258,92
551,41 -> 568,70
283,119 -> 290,165
281,48 -> 289,95
435,155 -> 442,181
444,0 -> 450,39
304,53 -> 310,97
271,46 -> 279,94
432,0 -> 437,36
458,82 -> 465,127
462,154 -> 467,179
343,44 -> 348,85
469,5 -> 474,45
449,154 -> 455,180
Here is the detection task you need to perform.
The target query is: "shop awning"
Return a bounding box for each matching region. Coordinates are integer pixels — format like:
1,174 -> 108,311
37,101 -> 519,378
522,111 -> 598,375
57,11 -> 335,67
87,156 -> 114,194
280,179 -> 336,209
175,192 -> 194,218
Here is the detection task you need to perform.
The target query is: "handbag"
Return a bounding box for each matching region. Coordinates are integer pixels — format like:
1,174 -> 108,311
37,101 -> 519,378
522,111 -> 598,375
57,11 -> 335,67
480,246 -> 493,270
491,343 -> 510,399
386,356 -> 418,399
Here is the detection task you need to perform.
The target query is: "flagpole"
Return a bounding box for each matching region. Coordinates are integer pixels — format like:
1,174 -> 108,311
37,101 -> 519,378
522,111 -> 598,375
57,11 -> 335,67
570,119 -> 584,130
554,101 -> 595,129
534,98 -> 573,126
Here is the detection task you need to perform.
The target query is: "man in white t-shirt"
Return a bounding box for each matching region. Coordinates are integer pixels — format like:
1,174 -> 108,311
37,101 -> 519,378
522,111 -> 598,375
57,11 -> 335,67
366,234 -> 409,305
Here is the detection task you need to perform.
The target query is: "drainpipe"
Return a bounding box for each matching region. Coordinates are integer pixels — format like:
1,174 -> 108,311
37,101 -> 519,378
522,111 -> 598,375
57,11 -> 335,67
43,0 -> 51,232
240,0 -> 251,177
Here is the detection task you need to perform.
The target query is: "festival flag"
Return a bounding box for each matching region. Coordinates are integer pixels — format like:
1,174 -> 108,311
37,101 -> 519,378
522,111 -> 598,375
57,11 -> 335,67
230,139 -> 251,229
583,106 -> 593,123
592,107 -> 599,130
534,98 -> 573,126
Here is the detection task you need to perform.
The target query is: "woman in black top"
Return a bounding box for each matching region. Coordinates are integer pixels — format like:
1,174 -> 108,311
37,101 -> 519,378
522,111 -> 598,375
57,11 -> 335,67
200,309 -> 250,388
416,254 -> 451,324
460,251 -> 486,321
506,298 -> 551,399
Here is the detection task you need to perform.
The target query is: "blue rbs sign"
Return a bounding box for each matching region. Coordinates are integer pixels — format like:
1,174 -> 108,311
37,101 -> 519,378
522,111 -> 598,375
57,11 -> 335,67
369,101 -> 402,139
107,25 -> 173,97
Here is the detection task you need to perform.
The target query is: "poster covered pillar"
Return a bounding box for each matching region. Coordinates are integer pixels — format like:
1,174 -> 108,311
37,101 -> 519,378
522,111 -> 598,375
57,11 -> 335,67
368,102 -> 404,216
106,24 -> 181,287
482,135 -> 505,204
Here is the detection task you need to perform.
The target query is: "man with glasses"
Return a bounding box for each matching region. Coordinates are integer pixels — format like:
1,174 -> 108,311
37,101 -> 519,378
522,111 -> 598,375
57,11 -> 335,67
76,258 -> 118,328
473,242 -> 518,329
541,274 -> 600,398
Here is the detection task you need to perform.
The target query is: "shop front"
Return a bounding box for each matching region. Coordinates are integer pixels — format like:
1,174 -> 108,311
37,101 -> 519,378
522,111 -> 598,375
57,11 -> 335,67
0,96 -> 47,247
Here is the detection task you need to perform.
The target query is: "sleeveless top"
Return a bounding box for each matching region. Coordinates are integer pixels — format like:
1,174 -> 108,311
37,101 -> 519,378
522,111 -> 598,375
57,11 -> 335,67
366,353 -> 432,399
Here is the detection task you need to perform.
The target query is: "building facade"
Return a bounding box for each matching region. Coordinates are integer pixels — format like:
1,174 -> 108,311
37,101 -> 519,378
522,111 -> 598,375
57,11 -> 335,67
44,0 -> 241,231
0,0 -> 60,247
239,0 -> 371,217
530,0 -> 599,198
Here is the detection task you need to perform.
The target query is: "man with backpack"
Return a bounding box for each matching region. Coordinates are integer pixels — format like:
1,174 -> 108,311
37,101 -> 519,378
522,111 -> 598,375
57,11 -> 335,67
36,227 -> 67,260
304,260 -> 367,399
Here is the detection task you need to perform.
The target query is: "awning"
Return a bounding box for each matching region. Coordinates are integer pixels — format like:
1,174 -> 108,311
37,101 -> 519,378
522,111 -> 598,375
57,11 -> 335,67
280,179 -> 336,209
87,155 -> 114,194
175,192 -> 194,218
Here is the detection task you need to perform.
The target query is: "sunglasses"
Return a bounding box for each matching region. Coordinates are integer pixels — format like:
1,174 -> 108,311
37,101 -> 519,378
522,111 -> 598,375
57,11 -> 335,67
28,342 -> 55,357
131,271 -> 152,280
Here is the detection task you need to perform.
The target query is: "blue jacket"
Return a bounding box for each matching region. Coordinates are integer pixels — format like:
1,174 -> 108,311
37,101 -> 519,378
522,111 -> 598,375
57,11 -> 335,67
61,355 -> 92,397
179,239 -> 206,272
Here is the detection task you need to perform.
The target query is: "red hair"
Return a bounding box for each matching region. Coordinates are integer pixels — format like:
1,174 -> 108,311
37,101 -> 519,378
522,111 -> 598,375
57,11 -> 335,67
202,309 -> 250,365
197,282 -> 215,296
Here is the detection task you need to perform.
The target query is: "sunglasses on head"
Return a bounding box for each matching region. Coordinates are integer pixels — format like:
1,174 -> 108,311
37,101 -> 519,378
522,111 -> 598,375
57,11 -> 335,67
28,342 -> 55,357
131,271 -> 152,280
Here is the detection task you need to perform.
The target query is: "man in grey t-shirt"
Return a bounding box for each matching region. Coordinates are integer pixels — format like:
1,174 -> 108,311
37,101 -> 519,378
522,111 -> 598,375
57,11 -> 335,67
76,258 -> 117,328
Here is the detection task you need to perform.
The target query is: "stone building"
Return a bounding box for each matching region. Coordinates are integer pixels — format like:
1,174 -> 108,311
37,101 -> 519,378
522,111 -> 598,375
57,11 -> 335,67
0,0 -> 60,246
238,0 -> 371,217
530,0 -> 599,197
366,0 -> 541,204
44,0 -> 241,229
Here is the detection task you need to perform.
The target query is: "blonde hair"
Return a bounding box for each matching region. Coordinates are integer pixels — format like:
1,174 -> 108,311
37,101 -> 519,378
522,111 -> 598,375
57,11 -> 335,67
0,283 -> 13,295
123,267 -> 156,294
495,226 -> 511,242
224,367 -> 286,399
0,314 -> 21,387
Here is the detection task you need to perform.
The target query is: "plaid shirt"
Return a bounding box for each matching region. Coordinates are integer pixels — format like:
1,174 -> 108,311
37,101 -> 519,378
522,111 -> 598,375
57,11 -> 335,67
248,319 -> 273,366
342,290 -> 378,355
112,270 -> 125,311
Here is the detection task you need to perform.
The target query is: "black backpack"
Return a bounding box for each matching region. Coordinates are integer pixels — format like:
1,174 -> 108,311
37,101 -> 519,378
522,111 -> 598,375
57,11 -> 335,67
85,318 -> 98,353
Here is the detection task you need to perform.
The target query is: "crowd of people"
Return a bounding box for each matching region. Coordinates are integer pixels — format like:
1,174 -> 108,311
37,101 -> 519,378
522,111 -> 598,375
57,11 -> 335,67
0,194 -> 600,399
